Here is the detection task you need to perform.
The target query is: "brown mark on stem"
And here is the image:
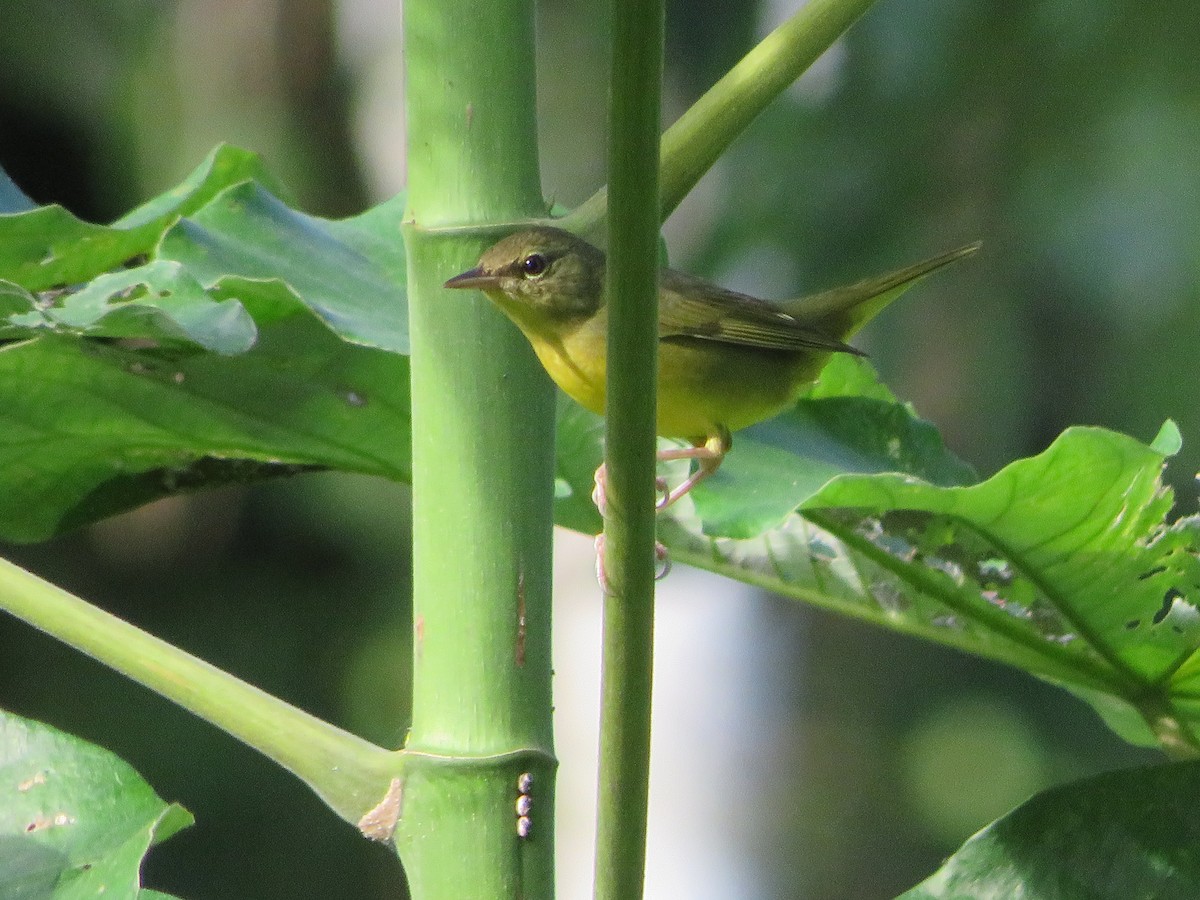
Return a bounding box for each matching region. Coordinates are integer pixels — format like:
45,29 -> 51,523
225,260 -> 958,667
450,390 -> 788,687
357,778 -> 404,843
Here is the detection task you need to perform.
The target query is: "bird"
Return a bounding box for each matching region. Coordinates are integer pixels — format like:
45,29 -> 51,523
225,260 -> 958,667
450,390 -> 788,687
445,225 -> 977,509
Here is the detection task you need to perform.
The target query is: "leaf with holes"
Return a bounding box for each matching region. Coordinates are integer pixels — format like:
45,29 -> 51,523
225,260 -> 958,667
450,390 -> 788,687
0,146 -> 411,541
660,420 -> 1200,751
0,711 -> 191,899
158,181 -> 408,353
1,261 -> 256,354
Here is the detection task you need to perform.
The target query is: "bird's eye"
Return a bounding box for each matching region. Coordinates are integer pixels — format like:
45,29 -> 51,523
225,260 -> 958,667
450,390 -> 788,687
521,253 -> 547,277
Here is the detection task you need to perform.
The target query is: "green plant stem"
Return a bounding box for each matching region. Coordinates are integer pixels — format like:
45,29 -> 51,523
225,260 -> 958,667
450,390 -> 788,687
593,0 -> 665,895
0,556 -> 396,824
564,0 -> 880,237
400,0 -> 557,893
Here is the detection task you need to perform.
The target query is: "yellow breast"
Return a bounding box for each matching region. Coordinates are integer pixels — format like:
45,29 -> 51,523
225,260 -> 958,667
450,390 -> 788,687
533,330 -> 608,417
532,323 -> 820,443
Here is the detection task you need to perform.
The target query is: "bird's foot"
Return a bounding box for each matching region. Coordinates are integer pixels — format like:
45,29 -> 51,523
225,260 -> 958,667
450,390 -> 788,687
593,463 -> 672,515
590,428 -> 730,589
654,426 -> 732,509
591,463 -> 608,517
594,534 -> 671,595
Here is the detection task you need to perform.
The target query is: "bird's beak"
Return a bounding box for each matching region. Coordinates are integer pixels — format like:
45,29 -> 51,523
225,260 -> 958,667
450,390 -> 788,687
444,266 -> 499,291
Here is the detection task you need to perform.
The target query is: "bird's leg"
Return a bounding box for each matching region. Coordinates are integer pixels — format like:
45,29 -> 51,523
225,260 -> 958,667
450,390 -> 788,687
592,469 -> 672,591
591,458 -> 675,592
655,425 -> 732,510
594,533 -> 671,595
590,425 -> 729,590
593,463 -> 671,516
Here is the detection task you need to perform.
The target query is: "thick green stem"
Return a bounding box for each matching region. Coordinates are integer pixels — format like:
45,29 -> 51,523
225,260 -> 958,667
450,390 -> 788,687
593,0 -> 664,895
0,557 -> 396,824
564,0 -> 880,237
400,0 -> 556,894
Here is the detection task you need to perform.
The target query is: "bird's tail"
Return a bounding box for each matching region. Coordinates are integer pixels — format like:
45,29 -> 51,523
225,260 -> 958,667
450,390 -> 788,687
785,242 -> 981,341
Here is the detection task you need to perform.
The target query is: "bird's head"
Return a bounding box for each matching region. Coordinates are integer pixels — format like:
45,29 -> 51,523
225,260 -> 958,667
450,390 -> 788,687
444,227 -> 606,329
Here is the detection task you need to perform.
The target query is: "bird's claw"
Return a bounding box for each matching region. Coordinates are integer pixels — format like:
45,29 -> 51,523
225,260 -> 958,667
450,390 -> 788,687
654,477 -> 671,510
592,463 -> 608,517
654,541 -> 671,580
594,534 -> 671,593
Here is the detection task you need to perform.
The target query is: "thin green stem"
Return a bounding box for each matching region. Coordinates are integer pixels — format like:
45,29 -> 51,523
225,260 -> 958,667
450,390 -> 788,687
0,556 -> 397,824
593,0 -> 664,895
564,0 -> 880,237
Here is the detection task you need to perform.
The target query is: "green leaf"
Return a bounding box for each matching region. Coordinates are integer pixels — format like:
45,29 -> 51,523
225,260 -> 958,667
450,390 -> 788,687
553,397 -> 606,535
900,762 -> 1200,899
0,280 -> 37,318
159,182 -> 408,353
552,350 -> 1200,751
661,422 -> 1200,750
0,145 -> 275,292
1151,418 -> 1184,455
804,350 -> 902,403
0,710 -> 192,899
0,146 -> 412,541
0,318 -> 409,542
115,143 -> 281,229
807,426 -> 1197,679
2,261 -> 256,355
692,374 -> 976,537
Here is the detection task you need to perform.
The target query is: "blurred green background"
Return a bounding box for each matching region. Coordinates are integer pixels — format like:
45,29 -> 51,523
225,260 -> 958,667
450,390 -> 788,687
1,0 -> 1193,897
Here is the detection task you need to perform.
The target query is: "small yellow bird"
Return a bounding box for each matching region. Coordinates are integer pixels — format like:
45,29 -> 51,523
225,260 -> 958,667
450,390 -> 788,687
445,226 -> 977,507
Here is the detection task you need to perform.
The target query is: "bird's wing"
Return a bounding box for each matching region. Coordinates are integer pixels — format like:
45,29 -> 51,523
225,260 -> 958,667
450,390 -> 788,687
657,270 -> 863,355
